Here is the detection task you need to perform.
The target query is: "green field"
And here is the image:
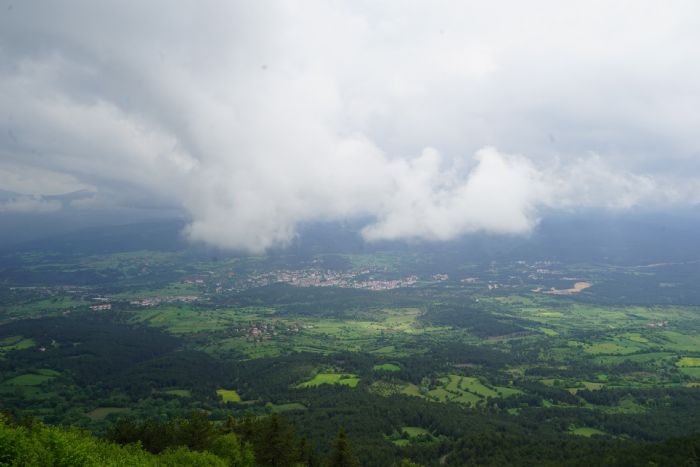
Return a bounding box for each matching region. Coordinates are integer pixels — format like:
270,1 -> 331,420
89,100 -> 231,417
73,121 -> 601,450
570,427 -> 607,437
584,342 -> 640,355
162,389 -> 192,397
86,407 -> 130,421
216,388 -> 242,402
664,332 -> 700,349
3,373 -> 55,386
401,426 -> 431,437
131,307 -> 235,334
680,368 -> 700,379
1,298 -> 87,320
132,305 -> 442,359
297,373 -> 360,388
385,426 -> 435,446
0,336 -> 36,352
372,375 -> 520,407
581,381 -> 605,390
677,357 -> 700,367
373,363 -> 401,372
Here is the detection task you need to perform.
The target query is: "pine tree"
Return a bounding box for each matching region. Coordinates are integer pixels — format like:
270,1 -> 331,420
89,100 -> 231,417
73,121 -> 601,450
296,436 -> 321,467
256,413 -> 295,467
394,460 -> 423,467
177,411 -> 216,451
328,428 -> 360,467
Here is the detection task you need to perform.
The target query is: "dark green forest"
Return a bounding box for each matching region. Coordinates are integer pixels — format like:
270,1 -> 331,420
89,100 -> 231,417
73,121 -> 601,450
4,221 -> 700,465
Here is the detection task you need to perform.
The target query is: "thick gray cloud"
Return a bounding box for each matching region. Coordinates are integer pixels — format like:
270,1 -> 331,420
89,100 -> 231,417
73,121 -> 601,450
1,1 -> 700,251
0,195 -> 61,213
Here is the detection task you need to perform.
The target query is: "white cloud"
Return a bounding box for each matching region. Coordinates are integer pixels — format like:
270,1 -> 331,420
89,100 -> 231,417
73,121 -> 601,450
544,155 -> 660,210
1,1 -> 700,251
361,147 -> 547,241
0,162 -> 90,195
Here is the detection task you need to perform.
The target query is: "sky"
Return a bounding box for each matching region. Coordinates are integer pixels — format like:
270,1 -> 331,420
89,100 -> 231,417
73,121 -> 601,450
1,1 -> 700,252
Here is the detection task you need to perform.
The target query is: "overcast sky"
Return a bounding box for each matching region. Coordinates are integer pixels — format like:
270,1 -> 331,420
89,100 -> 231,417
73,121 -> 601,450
1,1 -> 700,251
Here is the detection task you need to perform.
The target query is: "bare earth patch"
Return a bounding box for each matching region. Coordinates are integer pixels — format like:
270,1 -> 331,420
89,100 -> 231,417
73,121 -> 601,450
543,282 -> 592,295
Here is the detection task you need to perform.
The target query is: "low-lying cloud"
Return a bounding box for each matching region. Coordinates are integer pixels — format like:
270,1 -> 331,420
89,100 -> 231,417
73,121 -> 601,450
0,195 -> 61,213
2,1 -> 700,251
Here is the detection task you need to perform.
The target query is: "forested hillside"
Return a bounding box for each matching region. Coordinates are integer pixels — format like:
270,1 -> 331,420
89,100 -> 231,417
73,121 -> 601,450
3,413 -> 700,466
0,413 -> 250,466
0,412 -> 366,466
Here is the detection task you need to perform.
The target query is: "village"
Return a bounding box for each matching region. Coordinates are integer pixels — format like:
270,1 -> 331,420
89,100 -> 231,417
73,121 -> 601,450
20,258 -> 596,320
245,268 -> 419,291
232,320 -> 316,342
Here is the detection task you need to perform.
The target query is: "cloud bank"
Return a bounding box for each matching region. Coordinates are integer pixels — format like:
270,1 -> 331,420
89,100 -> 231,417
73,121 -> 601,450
0,195 -> 61,214
1,1 -> 700,251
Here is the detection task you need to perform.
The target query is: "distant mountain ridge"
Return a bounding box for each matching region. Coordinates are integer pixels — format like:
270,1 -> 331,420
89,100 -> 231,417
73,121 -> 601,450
2,208 -> 700,265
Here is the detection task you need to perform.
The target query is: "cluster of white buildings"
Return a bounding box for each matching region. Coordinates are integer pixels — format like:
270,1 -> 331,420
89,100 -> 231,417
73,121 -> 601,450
246,269 -> 419,291
128,295 -> 199,307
